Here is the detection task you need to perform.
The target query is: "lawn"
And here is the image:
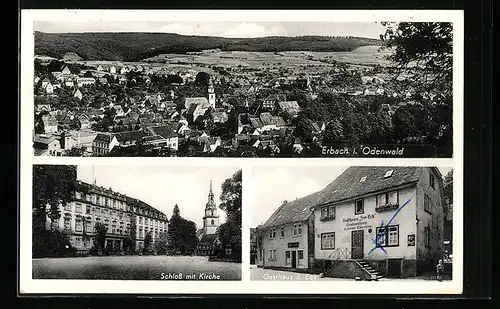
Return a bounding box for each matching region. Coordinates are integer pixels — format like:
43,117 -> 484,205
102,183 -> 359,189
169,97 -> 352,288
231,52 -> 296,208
32,255 -> 241,280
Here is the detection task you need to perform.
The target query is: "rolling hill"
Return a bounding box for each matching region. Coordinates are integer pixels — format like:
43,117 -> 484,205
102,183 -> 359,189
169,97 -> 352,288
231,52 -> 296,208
34,32 -> 382,62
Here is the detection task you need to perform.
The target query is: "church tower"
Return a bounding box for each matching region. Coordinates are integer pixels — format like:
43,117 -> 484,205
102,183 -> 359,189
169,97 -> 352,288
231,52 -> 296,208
207,77 -> 216,109
203,180 -> 219,235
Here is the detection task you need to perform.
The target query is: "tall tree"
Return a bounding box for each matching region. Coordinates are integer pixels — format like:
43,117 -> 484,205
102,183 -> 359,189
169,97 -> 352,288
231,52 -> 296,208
167,204 -> 198,255
443,169 -> 453,207
32,165 -> 78,233
93,221 -> 108,254
381,22 -> 453,155
217,169 -> 242,262
143,231 -> 152,254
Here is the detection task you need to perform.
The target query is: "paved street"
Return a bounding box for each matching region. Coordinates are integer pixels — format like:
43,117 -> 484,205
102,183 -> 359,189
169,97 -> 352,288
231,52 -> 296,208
33,256 -> 241,280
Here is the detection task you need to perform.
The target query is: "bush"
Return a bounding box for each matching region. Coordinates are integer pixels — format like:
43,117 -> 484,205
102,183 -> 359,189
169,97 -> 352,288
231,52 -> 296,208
32,228 -> 76,258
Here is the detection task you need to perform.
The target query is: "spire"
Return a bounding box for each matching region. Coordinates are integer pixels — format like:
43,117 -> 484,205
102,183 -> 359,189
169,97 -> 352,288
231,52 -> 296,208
206,180 -> 216,210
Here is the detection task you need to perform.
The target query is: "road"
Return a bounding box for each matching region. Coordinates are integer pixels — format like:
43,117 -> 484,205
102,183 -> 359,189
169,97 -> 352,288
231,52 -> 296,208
32,255 -> 241,280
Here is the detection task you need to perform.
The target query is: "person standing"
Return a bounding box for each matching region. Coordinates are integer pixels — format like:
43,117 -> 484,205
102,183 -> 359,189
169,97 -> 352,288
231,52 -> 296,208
436,259 -> 444,281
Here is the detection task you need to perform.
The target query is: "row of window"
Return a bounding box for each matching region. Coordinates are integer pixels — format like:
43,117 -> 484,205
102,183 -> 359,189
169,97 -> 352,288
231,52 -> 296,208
319,225 -> 401,250
261,249 -> 305,267
319,191 -> 400,221
66,203 -> 167,228
268,224 -> 302,239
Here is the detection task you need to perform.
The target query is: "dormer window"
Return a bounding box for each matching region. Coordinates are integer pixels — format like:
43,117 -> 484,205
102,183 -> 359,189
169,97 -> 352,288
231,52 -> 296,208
360,176 -> 367,182
384,170 -> 393,178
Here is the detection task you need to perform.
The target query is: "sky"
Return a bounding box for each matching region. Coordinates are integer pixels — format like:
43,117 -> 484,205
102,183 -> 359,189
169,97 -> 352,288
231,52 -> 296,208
76,165 -> 240,229
33,22 -> 386,39
250,166 -> 453,227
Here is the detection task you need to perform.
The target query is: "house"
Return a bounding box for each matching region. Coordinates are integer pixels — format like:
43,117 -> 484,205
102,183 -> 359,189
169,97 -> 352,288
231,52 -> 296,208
92,133 -> 119,156
182,97 -> 209,110
33,134 -> 61,156
118,75 -> 128,84
213,110 -> 228,123
77,112 -> 93,130
41,115 -> 58,133
113,130 -> 147,147
73,89 -> 83,100
311,166 -> 445,278
65,80 -> 75,87
255,192 -> 320,269
119,66 -> 128,75
96,65 -> 104,72
146,125 -> 179,151
262,94 -> 286,110
109,66 -> 116,74
99,77 -> 108,85
77,77 -> 96,87
186,103 -> 209,123
52,131 -> 77,150
41,78 -> 51,89
43,81 -> 54,94
364,87 -> 378,96
61,66 -> 72,75
36,104 -> 51,113
113,105 -> 125,117
277,101 -> 301,118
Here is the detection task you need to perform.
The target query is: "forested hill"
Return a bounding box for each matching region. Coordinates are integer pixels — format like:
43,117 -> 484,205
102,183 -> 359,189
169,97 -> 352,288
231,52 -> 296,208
34,31 -> 382,61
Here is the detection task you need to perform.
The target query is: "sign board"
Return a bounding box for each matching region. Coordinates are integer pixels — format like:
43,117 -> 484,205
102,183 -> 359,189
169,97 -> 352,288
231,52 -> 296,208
342,213 -> 375,231
287,242 -> 299,248
407,234 -> 416,246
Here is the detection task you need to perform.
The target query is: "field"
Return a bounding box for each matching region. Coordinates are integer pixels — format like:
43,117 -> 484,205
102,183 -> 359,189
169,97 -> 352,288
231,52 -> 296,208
32,255 -> 242,280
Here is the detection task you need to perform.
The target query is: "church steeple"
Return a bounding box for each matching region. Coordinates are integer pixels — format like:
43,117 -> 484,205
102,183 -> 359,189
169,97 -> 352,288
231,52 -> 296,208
203,180 -> 219,234
207,76 -> 216,109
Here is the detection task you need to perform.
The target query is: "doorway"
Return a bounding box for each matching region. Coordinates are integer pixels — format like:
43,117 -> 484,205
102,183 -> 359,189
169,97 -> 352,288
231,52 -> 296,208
291,250 -> 297,268
351,230 -> 364,259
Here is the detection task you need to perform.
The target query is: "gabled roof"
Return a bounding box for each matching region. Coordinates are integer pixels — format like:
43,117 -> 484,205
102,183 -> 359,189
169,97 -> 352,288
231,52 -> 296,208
93,133 -> 114,143
315,166 -> 424,206
184,97 -> 208,108
148,125 -> 178,139
259,112 -> 274,126
113,130 -> 146,143
199,233 -> 217,244
33,134 -> 58,145
249,117 -> 263,129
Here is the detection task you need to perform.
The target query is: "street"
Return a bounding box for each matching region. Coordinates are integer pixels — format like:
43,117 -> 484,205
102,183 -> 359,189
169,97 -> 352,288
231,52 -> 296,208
33,255 -> 241,280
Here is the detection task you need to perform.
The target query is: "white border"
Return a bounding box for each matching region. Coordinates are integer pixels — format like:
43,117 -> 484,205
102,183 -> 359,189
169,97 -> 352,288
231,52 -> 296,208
20,9 -> 464,295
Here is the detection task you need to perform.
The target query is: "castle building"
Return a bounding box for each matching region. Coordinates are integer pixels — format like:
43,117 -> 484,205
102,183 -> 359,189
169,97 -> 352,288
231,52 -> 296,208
195,180 -> 220,256
45,180 -> 169,254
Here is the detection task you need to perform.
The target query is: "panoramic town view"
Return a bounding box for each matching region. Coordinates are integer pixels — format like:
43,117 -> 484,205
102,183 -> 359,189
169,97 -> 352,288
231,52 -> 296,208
32,22 -> 453,158
250,166 -> 454,281
32,165 -> 242,280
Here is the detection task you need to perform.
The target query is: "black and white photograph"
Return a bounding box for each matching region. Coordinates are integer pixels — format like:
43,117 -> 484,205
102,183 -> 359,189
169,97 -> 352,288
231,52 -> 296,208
31,19 -> 454,158
250,166 -> 454,282
31,164 -> 242,280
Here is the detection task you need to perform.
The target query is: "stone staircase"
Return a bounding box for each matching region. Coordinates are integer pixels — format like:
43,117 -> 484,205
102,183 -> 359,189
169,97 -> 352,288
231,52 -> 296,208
355,259 -> 384,280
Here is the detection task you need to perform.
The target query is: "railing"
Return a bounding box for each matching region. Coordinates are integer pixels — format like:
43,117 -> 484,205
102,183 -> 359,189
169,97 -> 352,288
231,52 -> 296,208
323,248 -> 351,274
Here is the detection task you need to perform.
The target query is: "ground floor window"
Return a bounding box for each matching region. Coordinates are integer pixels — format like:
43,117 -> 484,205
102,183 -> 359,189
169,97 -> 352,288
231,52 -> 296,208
321,232 -> 335,249
376,225 -> 400,247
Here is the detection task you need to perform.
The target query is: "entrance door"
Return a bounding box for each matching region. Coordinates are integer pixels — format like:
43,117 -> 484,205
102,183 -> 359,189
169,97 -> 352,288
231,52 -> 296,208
291,251 -> 297,268
351,230 -> 364,259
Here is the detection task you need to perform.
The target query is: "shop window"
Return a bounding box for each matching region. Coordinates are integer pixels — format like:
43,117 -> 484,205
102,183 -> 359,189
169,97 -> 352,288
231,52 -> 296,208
285,251 -> 290,265
355,199 -> 364,215
320,204 -> 335,220
321,232 -> 335,250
